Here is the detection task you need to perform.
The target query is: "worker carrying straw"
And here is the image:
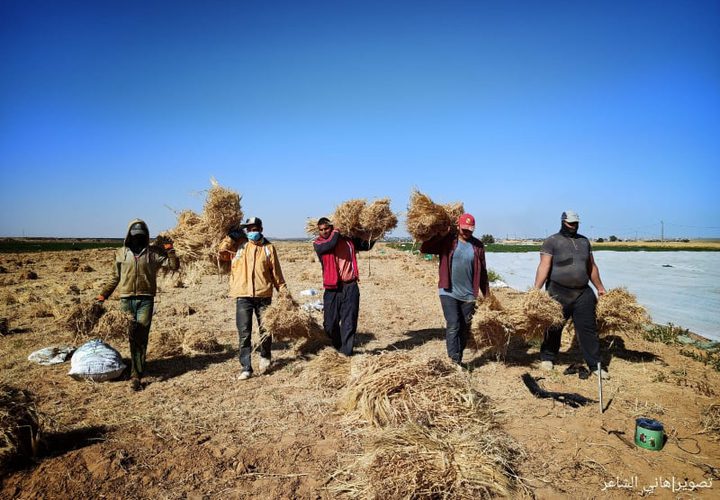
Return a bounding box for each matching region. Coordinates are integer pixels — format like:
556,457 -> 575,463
313,217 -> 376,356
421,213 -> 489,366
534,210 -> 609,379
97,219 -> 180,392
219,217 -> 288,380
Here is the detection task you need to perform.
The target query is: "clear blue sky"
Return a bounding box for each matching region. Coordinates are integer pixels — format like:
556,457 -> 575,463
1,0 -> 718,240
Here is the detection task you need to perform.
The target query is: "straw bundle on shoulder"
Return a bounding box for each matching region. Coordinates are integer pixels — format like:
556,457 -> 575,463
261,293 -> 322,341
57,302 -> 105,341
359,198 -> 398,240
471,294 -> 512,351
301,348 -> 351,390
182,330 -> 223,354
1,385 -> 40,473
442,202 -> 465,221
305,218 -> 320,238
332,199 -> 369,239
406,190 -> 461,242
596,288 -> 651,335
203,177 -> 243,242
92,308 -> 134,342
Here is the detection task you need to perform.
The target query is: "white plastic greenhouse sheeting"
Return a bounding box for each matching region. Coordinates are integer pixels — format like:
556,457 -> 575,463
486,251 -> 720,341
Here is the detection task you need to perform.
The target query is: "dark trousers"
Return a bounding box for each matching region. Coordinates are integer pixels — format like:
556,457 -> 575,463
236,297 -> 272,372
540,286 -> 601,368
323,281 -> 360,356
120,297 -> 154,379
440,295 -> 476,364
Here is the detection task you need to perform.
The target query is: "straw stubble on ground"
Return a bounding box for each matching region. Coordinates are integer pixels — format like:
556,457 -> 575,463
0,242 -> 718,498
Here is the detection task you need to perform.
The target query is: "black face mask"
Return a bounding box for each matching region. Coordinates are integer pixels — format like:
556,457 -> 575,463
128,234 -> 148,254
560,223 -> 578,237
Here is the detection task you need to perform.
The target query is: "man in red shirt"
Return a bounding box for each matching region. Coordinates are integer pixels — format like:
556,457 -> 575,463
313,217 -> 375,355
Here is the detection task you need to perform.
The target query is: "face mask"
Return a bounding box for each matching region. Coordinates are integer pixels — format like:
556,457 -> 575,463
247,231 -> 262,242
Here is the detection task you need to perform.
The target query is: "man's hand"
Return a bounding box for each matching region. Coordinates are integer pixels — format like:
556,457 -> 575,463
163,243 -> 174,251
597,286 -> 606,296
96,295 -> 105,303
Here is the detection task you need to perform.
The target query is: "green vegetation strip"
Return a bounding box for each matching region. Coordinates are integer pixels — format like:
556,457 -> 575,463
0,239 -> 122,253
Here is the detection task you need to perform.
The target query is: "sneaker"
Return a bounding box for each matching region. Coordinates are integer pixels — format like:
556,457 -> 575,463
540,360 -> 554,371
237,371 -> 252,381
593,368 -> 610,380
259,357 -> 271,374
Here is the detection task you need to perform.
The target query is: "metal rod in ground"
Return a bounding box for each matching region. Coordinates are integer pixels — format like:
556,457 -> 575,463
598,361 -> 604,414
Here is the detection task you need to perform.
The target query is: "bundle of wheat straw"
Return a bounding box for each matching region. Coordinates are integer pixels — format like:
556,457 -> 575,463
92,309 -> 135,342
203,177 -> 243,242
301,348 -> 351,390
57,302 -> 105,341
471,294 -> 512,351
0,385 -> 40,473
595,288 -> 651,335
261,293 -> 321,341
512,288 -> 564,340
150,327 -> 184,358
701,404 -> 720,440
406,189 -> 463,242
182,330 -> 223,354
163,210 -> 208,262
332,199 -> 369,239
305,218 -> 320,238
359,198 -> 398,240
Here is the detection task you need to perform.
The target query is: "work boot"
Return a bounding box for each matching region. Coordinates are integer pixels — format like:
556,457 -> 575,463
237,371 -> 252,381
593,368 -> 610,380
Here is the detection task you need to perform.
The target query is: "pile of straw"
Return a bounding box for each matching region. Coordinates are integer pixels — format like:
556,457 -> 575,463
596,288 -> 651,335
182,330 -> 223,354
150,327 -> 184,358
330,198 -> 398,240
342,424 -> 514,499
1,385 -> 40,472
701,403 -> 720,440
301,348 -> 351,390
92,309 -> 135,342
261,293 -> 322,341
57,302 -> 105,341
333,352 -> 522,498
163,178 -> 243,265
406,189 -> 463,242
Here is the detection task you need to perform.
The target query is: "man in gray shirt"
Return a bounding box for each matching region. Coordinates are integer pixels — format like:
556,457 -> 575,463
534,210 -> 608,379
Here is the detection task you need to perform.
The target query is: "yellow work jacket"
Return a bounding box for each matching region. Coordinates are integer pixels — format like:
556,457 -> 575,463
219,236 -> 286,298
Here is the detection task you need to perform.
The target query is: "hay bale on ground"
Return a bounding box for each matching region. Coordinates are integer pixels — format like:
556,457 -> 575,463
262,293 -> 322,342
406,190 -> 462,242
596,288 -> 651,335
301,348 -> 351,390
359,198 -> 398,240
57,302 -> 105,341
336,423 -> 515,499
182,330 -> 223,354
0,385 -> 40,472
332,199 -> 369,239
92,309 -> 134,342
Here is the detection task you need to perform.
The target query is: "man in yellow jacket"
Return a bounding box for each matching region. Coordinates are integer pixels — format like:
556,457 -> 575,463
219,217 -> 287,380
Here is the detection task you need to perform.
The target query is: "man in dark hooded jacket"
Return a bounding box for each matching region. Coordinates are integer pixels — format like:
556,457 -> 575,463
97,219 -> 179,391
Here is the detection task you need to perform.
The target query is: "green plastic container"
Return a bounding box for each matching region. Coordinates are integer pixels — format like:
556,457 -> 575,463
635,418 -> 665,451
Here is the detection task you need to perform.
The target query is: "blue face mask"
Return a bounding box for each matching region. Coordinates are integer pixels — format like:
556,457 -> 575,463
247,231 -> 262,242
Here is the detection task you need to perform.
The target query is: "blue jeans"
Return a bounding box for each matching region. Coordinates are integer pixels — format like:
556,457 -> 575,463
120,297 -> 154,378
236,297 -> 272,372
439,295 -> 475,364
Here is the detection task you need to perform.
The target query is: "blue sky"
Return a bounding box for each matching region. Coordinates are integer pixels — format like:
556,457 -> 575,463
1,0 -> 718,240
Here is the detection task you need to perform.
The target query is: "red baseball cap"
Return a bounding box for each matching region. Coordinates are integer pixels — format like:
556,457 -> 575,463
458,213 -> 475,231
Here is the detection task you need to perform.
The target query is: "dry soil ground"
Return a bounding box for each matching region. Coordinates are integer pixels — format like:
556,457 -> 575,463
1,242 -> 718,499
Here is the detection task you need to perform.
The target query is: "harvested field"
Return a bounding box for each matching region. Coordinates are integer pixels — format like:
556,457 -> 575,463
0,242 -> 718,498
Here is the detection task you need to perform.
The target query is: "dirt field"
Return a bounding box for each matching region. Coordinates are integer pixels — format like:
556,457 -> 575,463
1,242 -> 719,498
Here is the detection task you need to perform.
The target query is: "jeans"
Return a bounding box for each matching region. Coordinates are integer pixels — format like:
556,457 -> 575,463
236,297 -> 272,372
120,297 -> 154,378
440,295 -> 475,364
323,281 -> 360,356
540,286 -> 601,368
